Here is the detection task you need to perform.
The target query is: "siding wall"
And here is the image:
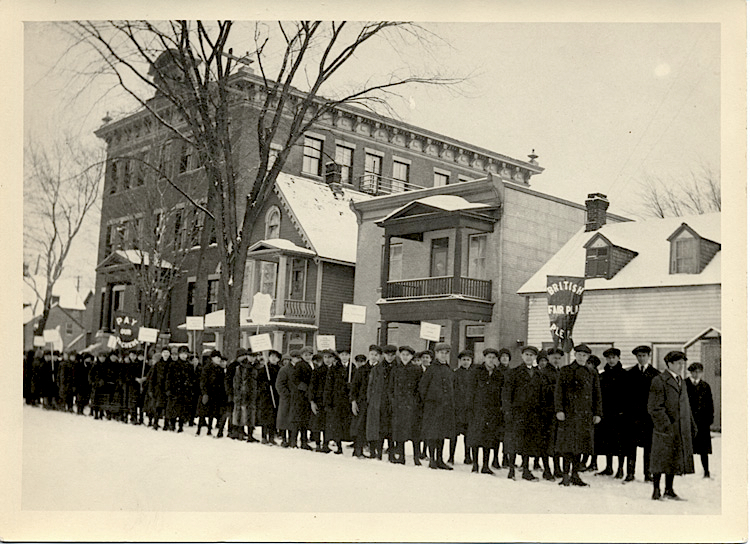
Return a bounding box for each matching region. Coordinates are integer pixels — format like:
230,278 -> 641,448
318,262 -> 356,351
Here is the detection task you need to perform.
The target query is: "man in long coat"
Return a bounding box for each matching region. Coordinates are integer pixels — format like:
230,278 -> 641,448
685,362 -> 714,478
196,350 -> 226,436
289,346 -> 314,449
275,353 -> 296,447
419,342 -> 456,470
623,345 -> 660,482
350,350 -> 374,458
554,343 -> 603,486
308,353 -> 329,452
165,345 -> 194,432
503,346 -> 547,481
450,350 -> 475,465
467,348 -> 504,474
231,349 -> 259,441
388,345 -> 423,465
323,351 -> 350,454
366,344 -> 396,460
537,348 -> 562,479
595,348 -> 628,478
256,350 -> 280,445
648,351 -> 696,500
150,347 -> 172,430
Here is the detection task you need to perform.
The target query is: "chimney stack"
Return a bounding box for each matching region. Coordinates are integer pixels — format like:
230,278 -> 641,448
325,161 -> 345,197
585,193 -> 609,232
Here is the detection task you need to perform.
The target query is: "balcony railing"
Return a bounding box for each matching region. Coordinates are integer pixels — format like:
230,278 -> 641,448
385,276 -> 492,301
358,173 -> 424,196
269,298 -> 316,320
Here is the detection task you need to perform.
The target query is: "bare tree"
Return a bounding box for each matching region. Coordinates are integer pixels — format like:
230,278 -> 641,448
65,20 -> 460,358
636,163 -> 721,218
24,135 -> 104,334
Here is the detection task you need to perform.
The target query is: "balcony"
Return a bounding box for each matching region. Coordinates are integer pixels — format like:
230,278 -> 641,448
359,173 -> 424,196
385,276 -> 492,301
270,298 -> 316,322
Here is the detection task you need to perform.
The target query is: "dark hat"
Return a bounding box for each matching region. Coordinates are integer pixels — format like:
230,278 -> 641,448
398,345 -> 416,355
573,343 -> 592,354
498,348 -> 512,360
536,349 -> 549,362
547,347 -> 565,356
664,351 -> 687,364
235,348 -> 249,358
320,349 -> 336,356
483,348 -> 500,357
383,344 -> 398,354
632,345 -> 652,355
301,346 -> 314,355
602,348 -> 621,358
209,349 -> 222,359
178,345 -> 190,354
687,362 -> 704,372
416,350 -> 434,359
588,355 -> 602,368
267,350 -> 282,359
368,344 -> 383,354
161,346 -> 171,352
338,347 -> 351,354
312,353 -> 323,362
289,349 -> 302,358
458,350 -> 474,359
521,345 -> 539,356
434,342 -> 451,352
354,354 -> 367,362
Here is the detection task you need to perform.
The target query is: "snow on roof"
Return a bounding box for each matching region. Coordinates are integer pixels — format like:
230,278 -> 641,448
114,250 -> 173,269
378,194 -> 491,223
274,173 -> 370,264
517,212 -> 721,294
248,238 -> 317,256
23,275 -> 88,317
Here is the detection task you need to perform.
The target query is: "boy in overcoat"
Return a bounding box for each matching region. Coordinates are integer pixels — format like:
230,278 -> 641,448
388,345 -> 423,465
537,348 -> 561,479
450,350 -> 474,465
165,346 -> 194,432
275,353 -> 296,446
554,344 -> 603,487
57,352 -> 77,413
496,348 -> 512,468
196,350 -> 226,436
595,348 -> 628,478
323,351 -> 350,454
231,349 -> 258,441
623,345 -> 660,482
349,351 -> 373,458
150,347 -> 171,430
308,352 -> 330,452
685,362 -> 714,478
467,348 -> 504,474
74,353 -> 92,415
290,346 -> 314,449
419,343 -> 456,470
648,351 -> 696,500
256,350 -> 280,444
366,344 -> 396,460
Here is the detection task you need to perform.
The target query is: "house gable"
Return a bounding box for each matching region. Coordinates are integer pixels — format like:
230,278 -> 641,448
666,222 -> 720,274
582,233 -> 638,280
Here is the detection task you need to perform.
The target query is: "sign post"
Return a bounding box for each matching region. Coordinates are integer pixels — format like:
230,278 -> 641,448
342,304 -> 367,381
316,335 -> 336,352
137,327 -> 159,389
419,322 -> 442,343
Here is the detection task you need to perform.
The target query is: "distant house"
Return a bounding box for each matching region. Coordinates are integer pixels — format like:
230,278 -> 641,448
23,276 -> 92,352
517,200 -> 721,428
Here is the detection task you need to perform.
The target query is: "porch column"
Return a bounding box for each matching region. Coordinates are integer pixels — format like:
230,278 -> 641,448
275,255 -> 288,318
450,319 -> 461,369
272,331 -> 284,352
381,233 -> 392,297
378,320 -> 389,345
102,285 -> 112,332
452,227 -> 463,294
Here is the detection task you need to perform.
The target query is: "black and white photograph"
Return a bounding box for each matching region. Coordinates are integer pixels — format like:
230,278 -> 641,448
2,0 -> 746,542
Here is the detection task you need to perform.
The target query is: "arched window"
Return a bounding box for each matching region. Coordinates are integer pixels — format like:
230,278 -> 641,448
265,206 -> 281,239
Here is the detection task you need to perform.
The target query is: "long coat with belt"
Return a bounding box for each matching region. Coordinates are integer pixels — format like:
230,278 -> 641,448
419,361 -> 456,440
256,362 -> 279,428
453,366 -> 474,435
308,364 -> 328,432
502,364 -> 547,456
648,371 -> 696,475
596,361 -> 628,455
554,361 -> 603,455
231,361 -> 258,427
289,361 -> 313,427
685,378 -> 714,454
466,365 -> 503,448
349,363 -> 371,438
323,362 -> 351,442
366,360 -> 394,442
624,364 -> 660,449
274,363 -> 294,431
538,363 -> 559,455
388,361 -> 422,442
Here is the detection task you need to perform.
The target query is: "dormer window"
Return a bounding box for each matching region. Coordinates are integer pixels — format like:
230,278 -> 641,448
667,223 -> 720,275
585,239 -> 610,278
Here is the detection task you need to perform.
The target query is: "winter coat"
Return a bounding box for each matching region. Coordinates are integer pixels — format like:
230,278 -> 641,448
596,362 -> 628,455
120,361 -> 141,413
88,360 -> 105,409
307,364 -> 328,432
57,358 -> 76,404
275,363 -> 294,431
685,379 -> 714,455
388,362 -> 422,442
419,361 -> 456,440
538,363 -> 558,455
554,361 -> 603,455
31,356 -> 47,400
453,366 -> 474,433
502,365 -> 547,456
466,365 -> 503,448
166,359 -> 196,420
290,361 -> 313,426
366,360 -> 393,441
256,363 -> 279,428
648,371 -> 696,475
349,363 -> 371,438
324,362 -> 351,442
623,364 -> 660,449
231,361 -> 258,427
107,361 -> 124,413
74,359 -> 91,405
197,362 -> 226,419
150,357 -> 171,410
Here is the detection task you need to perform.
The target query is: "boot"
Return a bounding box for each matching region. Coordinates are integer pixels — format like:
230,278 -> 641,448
570,473 -> 589,487
559,474 -> 571,486
542,468 -> 555,481
522,469 -> 539,481
507,467 -> 516,480
463,445 -> 473,465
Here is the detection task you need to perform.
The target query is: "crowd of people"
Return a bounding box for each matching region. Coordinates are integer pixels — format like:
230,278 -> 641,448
23,341 -> 714,500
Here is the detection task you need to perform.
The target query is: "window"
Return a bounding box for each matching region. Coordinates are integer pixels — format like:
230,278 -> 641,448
105,225 -> 114,255
670,231 -> 698,274
458,175 -> 472,183
191,205 -> 206,247
131,218 -> 142,249
108,161 -> 118,194
206,279 -> 219,314
259,261 -> 278,298
174,209 -> 187,250
434,171 -> 450,187
135,152 -> 146,186
157,142 -> 171,179
302,136 -> 323,176
65,323 -> 74,336
288,258 -> 307,300
392,160 -> 410,192
364,152 -> 382,185
186,280 -> 196,316
388,243 -> 403,281
430,237 -> 449,277
122,159 -> 131,190
467,234 -> 487,279
585,237 -> 610,278
265,206 -> 281,239
335,145 -> 354,184
179,143 -> 194,174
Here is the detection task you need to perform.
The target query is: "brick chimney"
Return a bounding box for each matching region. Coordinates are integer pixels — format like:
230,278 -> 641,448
325,161 -> 345,197
585,193 -> 609,232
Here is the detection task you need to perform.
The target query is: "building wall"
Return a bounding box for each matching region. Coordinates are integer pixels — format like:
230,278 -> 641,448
318,262 -> 356,351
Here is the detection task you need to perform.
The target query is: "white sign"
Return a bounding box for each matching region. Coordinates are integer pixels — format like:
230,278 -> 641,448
341,303 -> 367,324
186,316 -> 205,331
249,292 -> 273,324
42,329 -> 60,343
33,336 -> 45,347
419,322 -> 442,342
316,335 -> 336,351
249,333 -> 273,352
138,327 -> 159,344
107,335 -> 119,349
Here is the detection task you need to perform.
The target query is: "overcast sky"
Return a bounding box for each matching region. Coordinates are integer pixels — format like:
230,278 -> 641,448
23,19 -> 722,292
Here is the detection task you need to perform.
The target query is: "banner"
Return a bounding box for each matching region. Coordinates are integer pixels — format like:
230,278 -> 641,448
547,275 -> 585,353
114,312 -> 140,349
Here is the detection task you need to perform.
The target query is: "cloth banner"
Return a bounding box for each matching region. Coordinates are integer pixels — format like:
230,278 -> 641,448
114,312 -> 141,349
546,275 -> 585,353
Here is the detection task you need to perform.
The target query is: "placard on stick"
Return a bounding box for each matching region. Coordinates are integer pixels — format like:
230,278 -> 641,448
138,327 -> 159,344
341,303 -> 366,324
249,333 -> 273,353
419,322 -> 442,342
316,335 -> 336,351
43,329 -> 60,343
107,335 -> 119,349
186,316 -> 204,331
33,336 -> 45,347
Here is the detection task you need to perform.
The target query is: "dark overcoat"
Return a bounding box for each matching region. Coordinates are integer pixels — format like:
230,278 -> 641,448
349,363 -> 371,438
166,359 -> 196,420
289,361 -> 313,426
648,371 -> 696,475
274,363 -> 294,431
120,361 -> 141,413
538,363 -> 558,455
197,362 -> 226,419
685,379 -> 714,455
324,362 -> 351,442
308,364 -> 328,432
595,362 -> 628,455
74,358 -> 91,406
453,366 -> 474,434
623,364 -> 660,449
231,361 -> 258,426
150,357 -> 171,410
554,361 -> 603,455
389,362 -> 422,442
57,358 -> 76,405
366,360 -> 394,441
466,365 -> 503,448
419,361 -> 456,440
502,365 -> 547,456
101,359 -> 120,413
256,363 -> 279,428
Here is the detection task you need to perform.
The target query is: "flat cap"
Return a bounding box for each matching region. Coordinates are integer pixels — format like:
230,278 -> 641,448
483,348 -> 500,357
602,348 -> 621,358
209,349 -> 222,358
458,350 -> 474,359
547,347 -> 565,356
300,346 -> 314,355
573,343 -> 592,354
632,345 -> 652,355
178,345 -> 190,354
383,344 -> 398,354
368,344 -> 383,354
398,345 -> 416,355
498,348 -> 512,359
536,349 -> 549,361
687,362 -> 703,372
521,345 -> 539,356
434,342 -> 451,352
664,351 -> 687,364
289,349 -> 302,358
416,350 -> 434,359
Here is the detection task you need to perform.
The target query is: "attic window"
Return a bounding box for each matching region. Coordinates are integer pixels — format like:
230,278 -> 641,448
265,206 -> 281,239
670,230 -> 699,274
585,236 -> 610,278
